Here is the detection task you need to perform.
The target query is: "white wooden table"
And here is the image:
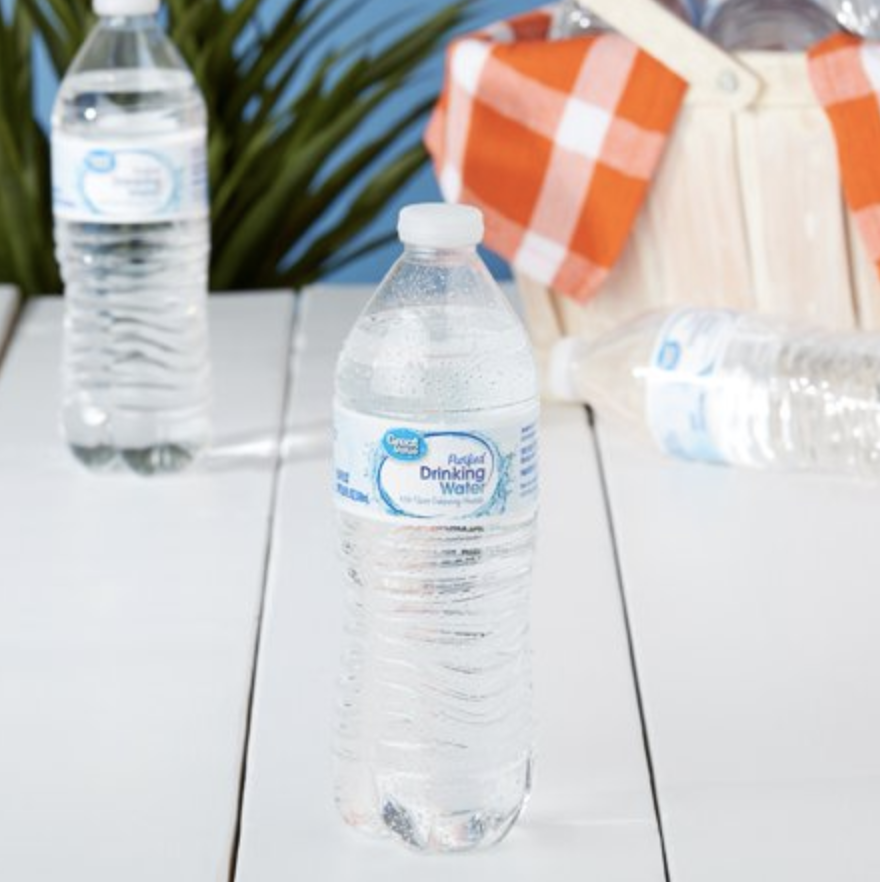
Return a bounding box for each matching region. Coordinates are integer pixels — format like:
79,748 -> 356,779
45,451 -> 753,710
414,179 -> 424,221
1,284 -> 877,881
233,288 -> 664,882
598,427 -> 880,882
0,292 -> 294,882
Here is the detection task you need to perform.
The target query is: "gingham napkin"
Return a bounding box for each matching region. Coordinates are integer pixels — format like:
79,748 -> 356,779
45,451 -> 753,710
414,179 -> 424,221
810,33 -> 880,276
425,8 -> 687,303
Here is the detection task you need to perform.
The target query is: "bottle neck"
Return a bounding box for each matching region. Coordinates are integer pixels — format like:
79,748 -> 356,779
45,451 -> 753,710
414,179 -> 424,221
402,244 -> 479,262
97,13 -> 159,30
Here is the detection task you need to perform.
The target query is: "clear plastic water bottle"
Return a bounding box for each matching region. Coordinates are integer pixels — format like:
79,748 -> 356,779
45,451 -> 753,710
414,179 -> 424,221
820,0 -> 880,37
51,0 -> 211,475
333,204 -> 540,853
551,0 -> 694,39
703,0 -> 839,50
549,308 -> 880,476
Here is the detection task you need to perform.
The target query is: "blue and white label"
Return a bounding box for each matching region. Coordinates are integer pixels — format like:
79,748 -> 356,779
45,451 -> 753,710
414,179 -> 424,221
646,309 -> 739,463
334,403 -> 539,522
52,129 -> 208,223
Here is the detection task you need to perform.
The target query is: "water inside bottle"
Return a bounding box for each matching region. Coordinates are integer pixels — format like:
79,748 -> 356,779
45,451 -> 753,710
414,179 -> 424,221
54,59 -> 211,474
333,225 -> 539,853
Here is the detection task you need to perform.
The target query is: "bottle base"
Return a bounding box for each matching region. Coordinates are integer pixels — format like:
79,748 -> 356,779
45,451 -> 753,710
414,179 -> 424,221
122,444 -> 198,475
69,443 -> 118,470
377,796 -> 524,853
337,757 -> 531,854
340,796 -> 524,854
68,443 -> 200,475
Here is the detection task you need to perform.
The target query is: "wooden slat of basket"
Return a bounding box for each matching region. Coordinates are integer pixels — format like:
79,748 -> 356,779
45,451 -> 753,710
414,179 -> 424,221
735,102 -> 856,329
516,273 -> 564,364
726,52 -> 817,107
644,106 -> 754,312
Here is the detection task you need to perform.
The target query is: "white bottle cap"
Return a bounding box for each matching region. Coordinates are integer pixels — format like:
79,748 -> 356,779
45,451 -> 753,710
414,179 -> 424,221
398,203 -> 484,249
546,336 -> 591,402
94,0 -> 160,15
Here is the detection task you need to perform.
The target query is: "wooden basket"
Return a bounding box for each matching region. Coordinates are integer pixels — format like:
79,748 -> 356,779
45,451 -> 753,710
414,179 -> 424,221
519,0 -> 880,358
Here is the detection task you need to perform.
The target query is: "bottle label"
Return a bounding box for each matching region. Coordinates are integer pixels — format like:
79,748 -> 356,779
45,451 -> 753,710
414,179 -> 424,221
333,403 -> 539,523
646,308 -> 739,463
51,129 -> 209,223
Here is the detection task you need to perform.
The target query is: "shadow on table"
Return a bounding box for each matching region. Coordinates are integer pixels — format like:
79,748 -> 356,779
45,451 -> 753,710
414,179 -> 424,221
200,432 -> 279,473
200,419 -> 331,472
283,419 -> 331,463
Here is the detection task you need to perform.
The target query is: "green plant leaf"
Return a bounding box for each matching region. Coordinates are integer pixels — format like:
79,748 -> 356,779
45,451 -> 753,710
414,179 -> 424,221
288,143 -> 427,284
17,0 -> 68,74
222,0 -> 333,125
318,229 -> 399,278
263,95 -> 434,270
211,72 -> 410,285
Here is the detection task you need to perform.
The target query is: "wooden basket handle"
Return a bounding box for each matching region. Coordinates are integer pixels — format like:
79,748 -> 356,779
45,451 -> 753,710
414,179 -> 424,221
581,0 -> 764,108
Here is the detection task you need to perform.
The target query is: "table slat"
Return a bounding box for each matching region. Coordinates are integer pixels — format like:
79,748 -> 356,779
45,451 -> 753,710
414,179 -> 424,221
598,426 -> 880,882
0,293 -> 295,882
234,286 -> 665,882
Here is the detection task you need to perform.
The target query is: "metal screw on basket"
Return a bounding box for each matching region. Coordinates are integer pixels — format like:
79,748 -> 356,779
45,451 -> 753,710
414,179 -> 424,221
716,69 -> 741,93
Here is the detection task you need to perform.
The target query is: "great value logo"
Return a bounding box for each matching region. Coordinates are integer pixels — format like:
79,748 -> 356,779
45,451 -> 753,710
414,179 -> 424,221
84,150 -> 116,173
382,428 -> 427,462
377,430 -> 499,518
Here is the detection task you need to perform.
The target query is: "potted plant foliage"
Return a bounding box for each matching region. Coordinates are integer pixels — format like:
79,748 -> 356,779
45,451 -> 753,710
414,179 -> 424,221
0,0 -> 468,295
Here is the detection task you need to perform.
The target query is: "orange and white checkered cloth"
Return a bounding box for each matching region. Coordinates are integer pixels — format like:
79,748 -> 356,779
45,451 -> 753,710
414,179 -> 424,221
427,11 -> 880,305
425,8 -> 687,303
810,33 -> 880,277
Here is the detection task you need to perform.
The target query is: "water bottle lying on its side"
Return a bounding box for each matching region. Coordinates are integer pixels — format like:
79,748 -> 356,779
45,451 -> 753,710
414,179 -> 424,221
549,308 -> 880,478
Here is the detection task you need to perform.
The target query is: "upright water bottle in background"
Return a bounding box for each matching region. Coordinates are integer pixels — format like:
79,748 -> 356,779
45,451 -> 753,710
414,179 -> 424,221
52,0 -> 211,475
550,308 -> 880,477
551,0 -> 694,39
703,0 -> 838,49
333,204 -> 539,853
